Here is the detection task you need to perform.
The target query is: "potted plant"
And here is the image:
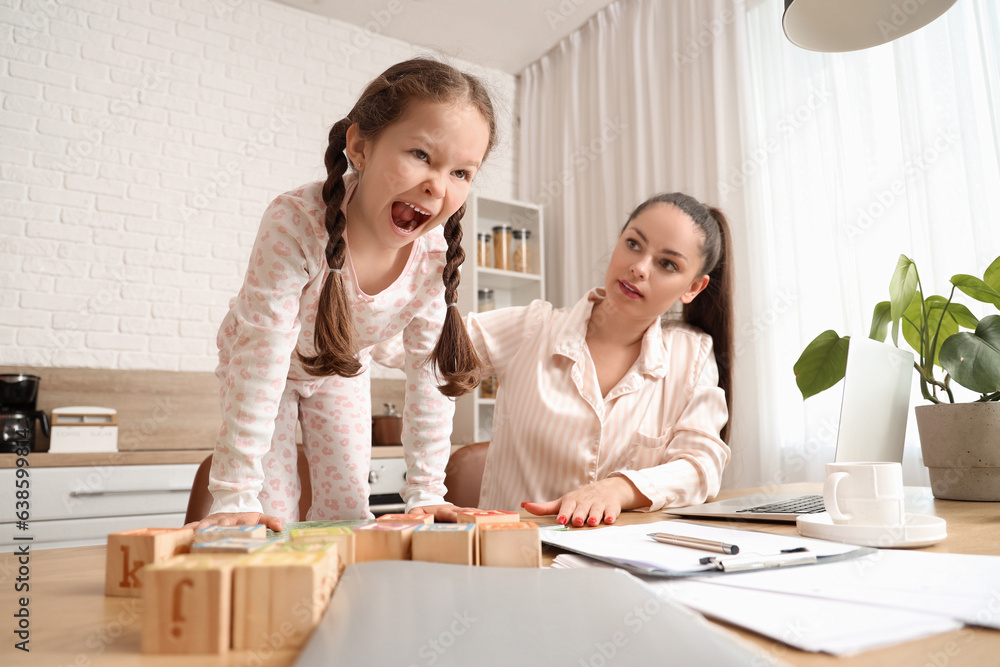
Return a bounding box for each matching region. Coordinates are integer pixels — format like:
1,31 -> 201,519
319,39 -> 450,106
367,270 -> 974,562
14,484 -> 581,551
793,254 -> 1000,501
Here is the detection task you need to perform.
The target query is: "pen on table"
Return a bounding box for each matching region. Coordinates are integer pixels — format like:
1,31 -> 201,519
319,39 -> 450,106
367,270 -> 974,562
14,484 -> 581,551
647,532 -> 740,555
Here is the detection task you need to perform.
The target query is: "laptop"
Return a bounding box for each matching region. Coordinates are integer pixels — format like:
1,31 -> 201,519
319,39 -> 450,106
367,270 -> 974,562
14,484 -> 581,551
665,336 -> 914,522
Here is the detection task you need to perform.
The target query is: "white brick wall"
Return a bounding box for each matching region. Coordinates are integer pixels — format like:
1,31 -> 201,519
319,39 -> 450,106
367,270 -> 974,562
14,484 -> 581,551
0,0 -> 518,373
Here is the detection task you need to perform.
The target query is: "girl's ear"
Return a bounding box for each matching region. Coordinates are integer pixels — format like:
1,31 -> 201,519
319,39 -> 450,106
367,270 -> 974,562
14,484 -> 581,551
344,123 -> 369,168
679,275 -> 710,304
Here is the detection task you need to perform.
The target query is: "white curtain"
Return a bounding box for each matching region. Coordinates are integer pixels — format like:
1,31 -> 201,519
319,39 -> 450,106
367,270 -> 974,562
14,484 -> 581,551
517,0 -> 768,489
519,0 -> 748,304
736,0 -> 1000,487
518,0 -> 1000,489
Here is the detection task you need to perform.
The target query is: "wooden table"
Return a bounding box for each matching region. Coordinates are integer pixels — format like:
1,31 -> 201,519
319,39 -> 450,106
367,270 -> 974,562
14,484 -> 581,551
3,484 -> 998,666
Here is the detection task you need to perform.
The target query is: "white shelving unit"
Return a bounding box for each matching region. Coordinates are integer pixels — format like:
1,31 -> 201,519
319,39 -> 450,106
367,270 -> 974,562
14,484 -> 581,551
452,194 -> 544,445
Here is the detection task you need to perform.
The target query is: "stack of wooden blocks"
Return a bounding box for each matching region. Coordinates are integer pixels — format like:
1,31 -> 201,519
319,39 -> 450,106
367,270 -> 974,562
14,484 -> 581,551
104,510 -> 541,655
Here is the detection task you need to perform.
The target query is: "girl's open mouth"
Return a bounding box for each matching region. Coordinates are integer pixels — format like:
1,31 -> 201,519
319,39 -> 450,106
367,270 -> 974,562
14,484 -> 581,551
391,201 -> 432,233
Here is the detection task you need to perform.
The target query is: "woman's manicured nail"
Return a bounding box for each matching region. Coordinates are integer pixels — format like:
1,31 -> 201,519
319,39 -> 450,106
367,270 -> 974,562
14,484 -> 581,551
587,517 -> 598,525
557,515 -> 567,525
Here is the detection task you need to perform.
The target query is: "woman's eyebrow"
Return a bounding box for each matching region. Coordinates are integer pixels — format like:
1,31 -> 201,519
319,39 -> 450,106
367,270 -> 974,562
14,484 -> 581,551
631,227 -> 687,260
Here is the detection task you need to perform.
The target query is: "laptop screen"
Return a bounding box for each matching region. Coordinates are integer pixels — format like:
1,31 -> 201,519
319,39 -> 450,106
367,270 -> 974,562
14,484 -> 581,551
832,336 -> 914,464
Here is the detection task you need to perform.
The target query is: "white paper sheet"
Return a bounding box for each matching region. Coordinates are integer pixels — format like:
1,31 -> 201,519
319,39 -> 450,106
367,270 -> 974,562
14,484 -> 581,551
704,549 -> 1000,629
552,553 -> 962,655
656,579 -> 962,655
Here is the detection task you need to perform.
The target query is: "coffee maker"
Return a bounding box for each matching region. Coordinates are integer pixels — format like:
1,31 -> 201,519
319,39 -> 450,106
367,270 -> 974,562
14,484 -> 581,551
1,374 -> 51,453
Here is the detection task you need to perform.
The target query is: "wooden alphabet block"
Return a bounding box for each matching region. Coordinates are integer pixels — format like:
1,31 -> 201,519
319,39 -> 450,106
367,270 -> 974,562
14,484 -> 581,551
289,526 -> 355,570
455,510 -> 520,526
456,511 -> 520,565
105,528 -> 194,597
190,537 -> 279,555
141,555 -> 235,654
262,540 -> 340,592
232,552 -> 334,651
353,523 -> 416,562
192,524 -> 267,543
376,513 -> 434,524
480,521 -> 541,568
411,523 -> 475,566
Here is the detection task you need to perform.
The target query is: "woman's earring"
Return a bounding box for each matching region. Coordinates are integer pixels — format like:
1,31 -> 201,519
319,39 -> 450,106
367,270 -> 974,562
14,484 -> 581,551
356,162 -> 362,169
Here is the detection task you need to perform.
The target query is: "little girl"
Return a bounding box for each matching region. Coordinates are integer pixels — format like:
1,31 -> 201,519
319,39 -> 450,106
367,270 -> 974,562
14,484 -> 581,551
196,58 -> 495,530
467,192 -> 734,527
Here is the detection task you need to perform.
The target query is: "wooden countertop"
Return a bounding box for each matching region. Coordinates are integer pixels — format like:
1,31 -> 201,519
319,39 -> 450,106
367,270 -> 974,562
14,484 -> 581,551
0,445 -> 464,468
0,450 -> 212,468
5,484 -> 999,666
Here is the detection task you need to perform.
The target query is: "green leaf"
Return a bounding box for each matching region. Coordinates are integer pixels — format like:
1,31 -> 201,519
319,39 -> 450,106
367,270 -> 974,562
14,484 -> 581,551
924,297 -> 980,329
983,256 -> 1000,293
902,296 -> 959,366
889,255 -> 918,321
868,301 -> 892,342
952,274 -> 1000,309
939,315 -> 1000,394
900,293 -> 927,357
935,302 -> 979,330
794,331 -> 850,400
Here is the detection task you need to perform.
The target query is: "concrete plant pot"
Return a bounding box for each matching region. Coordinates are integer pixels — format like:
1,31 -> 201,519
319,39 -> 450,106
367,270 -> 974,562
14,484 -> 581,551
915,402 -> 1000,501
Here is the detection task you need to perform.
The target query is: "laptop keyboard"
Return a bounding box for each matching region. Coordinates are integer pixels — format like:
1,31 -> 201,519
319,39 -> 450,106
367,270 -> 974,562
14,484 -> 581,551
735,495 -> 826,515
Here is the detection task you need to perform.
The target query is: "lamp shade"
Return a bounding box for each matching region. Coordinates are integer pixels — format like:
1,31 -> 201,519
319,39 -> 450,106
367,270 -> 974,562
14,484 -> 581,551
782,0 -> 959,52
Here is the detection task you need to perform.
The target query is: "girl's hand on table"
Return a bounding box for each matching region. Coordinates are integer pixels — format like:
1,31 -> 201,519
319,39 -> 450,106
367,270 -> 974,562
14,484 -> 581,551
409,504 -> 479,523
185,512 -> 283,534
521,476 -> 650,528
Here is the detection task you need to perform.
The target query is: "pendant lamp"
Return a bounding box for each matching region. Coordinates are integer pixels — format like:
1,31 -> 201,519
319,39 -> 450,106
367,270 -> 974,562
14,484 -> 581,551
782,0 -> 959,52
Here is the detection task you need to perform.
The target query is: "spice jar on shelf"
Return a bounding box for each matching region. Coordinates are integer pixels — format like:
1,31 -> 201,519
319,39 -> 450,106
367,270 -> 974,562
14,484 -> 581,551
511,229 -> 532,273
492,224 -> 512,271
480,375 -> 497,399
477,288 -> 495,313
477,288 -> 498,399
476,233 -> 491,268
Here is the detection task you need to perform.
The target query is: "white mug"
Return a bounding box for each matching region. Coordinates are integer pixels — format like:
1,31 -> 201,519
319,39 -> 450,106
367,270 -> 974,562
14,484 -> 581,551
823,462 -> 905,527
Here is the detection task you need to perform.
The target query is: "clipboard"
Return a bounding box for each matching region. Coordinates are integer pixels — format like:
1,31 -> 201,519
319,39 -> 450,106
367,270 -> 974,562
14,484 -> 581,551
540,520 -> 874,578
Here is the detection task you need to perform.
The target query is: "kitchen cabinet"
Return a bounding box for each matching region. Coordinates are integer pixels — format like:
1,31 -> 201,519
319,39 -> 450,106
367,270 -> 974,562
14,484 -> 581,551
452,194 -> 544,445
0,463 -> 198,551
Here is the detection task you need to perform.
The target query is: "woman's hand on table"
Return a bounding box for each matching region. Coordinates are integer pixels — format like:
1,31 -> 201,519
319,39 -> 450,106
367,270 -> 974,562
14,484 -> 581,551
409,503 -> 478,523
184,512 -> 283,534
521,476 -> 650,527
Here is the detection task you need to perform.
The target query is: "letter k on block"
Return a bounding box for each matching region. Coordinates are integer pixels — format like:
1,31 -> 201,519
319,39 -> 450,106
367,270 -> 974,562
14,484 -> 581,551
105,528 -> 194,597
